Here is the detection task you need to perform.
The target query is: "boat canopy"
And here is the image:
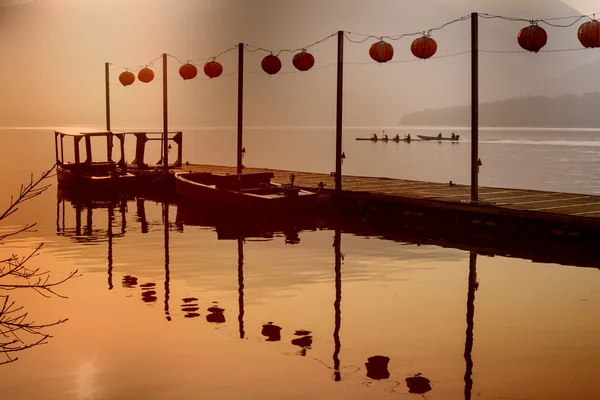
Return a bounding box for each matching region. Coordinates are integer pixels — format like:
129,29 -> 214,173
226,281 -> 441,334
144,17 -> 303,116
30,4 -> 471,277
54,127 -> 119,137
53,128 -> 183,169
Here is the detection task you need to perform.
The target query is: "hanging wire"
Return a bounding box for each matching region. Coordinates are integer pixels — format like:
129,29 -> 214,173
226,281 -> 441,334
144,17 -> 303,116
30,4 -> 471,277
244,32 -> 337,56
243,62 -> 337,75
345,50 -> 470,65
344,14 -> 472,43
108,54 -> 163,72
109,11 -> 600,75
480,47 -> 588,54
479,12 -> 599,27
168,45 -> 239,67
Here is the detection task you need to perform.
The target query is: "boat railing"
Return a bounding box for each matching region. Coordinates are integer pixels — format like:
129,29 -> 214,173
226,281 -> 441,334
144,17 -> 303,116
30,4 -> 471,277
119,131 -> 183,170
54,129 -> 184,171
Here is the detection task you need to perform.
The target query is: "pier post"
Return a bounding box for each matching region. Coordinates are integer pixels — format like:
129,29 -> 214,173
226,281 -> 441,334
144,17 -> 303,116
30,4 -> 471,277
470,13 -> 479,202
162,53 -> 169,173
335,31 -> 344,193
105,62 -> 111,131
237,43 -> 244,174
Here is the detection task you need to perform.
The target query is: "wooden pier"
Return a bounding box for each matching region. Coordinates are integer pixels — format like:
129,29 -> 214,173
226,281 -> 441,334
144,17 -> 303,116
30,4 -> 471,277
183,164 -> 600,228
183,164 -> 600,252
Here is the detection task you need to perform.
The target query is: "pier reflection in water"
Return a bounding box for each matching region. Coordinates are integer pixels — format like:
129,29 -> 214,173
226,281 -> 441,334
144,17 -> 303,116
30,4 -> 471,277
43,189 -> 600,399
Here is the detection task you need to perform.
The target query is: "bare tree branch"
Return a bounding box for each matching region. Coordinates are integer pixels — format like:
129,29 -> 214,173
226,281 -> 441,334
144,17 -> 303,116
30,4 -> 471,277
1,165 -> 77,364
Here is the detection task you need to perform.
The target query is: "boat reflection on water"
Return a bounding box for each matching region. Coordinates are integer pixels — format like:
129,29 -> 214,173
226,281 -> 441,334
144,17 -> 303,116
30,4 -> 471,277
56,188 -> 174,321
174,202 -> 320,242
55,188 -> 594,398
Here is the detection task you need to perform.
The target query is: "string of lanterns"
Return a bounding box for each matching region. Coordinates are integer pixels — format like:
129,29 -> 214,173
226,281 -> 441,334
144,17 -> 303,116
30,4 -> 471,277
116,12 -> 600,86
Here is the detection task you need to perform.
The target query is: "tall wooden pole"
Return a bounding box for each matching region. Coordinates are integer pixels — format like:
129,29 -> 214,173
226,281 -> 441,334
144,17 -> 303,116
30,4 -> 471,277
471,13 -> 479,202
105,62 -> 111,131
162,53 -> 169,173
335,31 -> 344,193
237,43 -> 244,174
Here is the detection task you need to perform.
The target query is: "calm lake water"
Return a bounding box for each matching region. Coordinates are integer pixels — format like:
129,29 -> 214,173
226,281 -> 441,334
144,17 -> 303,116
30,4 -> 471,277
1,127 -> 600,399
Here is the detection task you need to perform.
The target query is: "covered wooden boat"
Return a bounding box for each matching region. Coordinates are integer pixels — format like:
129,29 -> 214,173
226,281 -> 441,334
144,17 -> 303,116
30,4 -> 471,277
54,128 -> 136,191
175,171 -> 317,211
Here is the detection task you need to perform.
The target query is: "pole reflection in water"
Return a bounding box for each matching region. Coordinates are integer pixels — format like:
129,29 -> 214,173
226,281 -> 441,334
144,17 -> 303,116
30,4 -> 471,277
163,201 -> 171,322
333,228 -> 342,381
464,252 -> 477,400
137,198 -> 148,234
238,236 -> 245,339
75,202 -> 82,236
107,203 -> 114,290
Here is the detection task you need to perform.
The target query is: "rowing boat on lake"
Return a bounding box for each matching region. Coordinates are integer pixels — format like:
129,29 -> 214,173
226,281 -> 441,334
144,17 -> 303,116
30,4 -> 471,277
417,134 -> 460,141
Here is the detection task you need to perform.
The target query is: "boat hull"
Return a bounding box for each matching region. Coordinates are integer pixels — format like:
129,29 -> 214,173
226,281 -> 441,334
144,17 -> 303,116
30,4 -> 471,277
57,164 -> 137,192
175,172 -> 317,212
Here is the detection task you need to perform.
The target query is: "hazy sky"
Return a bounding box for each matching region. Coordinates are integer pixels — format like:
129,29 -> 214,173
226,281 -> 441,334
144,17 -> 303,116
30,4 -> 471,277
1,0 -> 600,128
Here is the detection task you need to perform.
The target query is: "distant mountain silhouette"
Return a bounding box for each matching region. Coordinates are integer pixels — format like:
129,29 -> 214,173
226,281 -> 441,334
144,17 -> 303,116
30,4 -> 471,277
400,92 -> 600,128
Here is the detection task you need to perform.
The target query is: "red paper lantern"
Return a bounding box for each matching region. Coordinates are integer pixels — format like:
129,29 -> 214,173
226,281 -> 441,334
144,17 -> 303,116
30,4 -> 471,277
119,71 -> 135,86
179,63 -> 198,80
138,67 -> 154,83
292,51 -> 315,71
411,36 -> 437,59
204,60 -> 223,79
578,19 -> 600,48
261,54 -> 282,75
369,40 -> 394,63
517,24 -> 547,53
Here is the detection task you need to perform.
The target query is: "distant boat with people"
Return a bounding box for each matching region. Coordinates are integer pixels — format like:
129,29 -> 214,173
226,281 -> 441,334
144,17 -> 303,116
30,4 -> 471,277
356,132 -> 415,142
417,133 -> 460,141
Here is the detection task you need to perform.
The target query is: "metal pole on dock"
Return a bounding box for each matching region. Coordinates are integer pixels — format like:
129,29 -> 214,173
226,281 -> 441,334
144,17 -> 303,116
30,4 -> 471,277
335,31 -> 344,193
470,12 -> 479,202
237,43 -> 244,174
162,53 -> 169,173
105,62 -> 111,131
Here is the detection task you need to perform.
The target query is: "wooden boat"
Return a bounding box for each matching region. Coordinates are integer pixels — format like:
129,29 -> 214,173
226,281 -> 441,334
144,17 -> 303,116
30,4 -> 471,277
417,134 -> 460,141
175,171 -> 317,211
54,128 -> 136,191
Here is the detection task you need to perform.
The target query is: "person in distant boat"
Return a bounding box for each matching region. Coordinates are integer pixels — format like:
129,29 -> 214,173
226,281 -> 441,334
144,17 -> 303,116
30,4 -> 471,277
394,134 -> 400,141
451,132 -> 456,139
405,133 -> 411,141
372,133 -> 378,140
438,132 -> 442,139
383,132 -> 389,141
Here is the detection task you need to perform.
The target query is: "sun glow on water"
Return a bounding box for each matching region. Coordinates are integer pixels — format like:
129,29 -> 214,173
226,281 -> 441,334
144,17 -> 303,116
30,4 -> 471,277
70,359 -> 100,400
